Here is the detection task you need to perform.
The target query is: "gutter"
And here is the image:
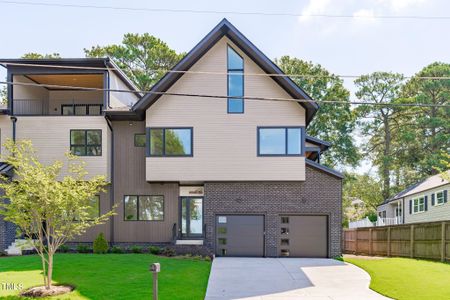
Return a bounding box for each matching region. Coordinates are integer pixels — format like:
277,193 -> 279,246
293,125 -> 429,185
105,116 -> 115,244
10,116 -> 17,142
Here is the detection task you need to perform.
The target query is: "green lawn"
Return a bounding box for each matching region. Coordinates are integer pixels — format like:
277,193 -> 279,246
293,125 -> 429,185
0,253 -> 211,300
344,256 -> 450,300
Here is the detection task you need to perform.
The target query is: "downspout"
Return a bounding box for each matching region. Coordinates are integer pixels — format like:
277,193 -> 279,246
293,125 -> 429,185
105,115 -> 115,244
10,116 -> 17,142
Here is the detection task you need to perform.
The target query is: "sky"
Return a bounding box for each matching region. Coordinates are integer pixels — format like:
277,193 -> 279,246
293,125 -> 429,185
0,0 -> 449,173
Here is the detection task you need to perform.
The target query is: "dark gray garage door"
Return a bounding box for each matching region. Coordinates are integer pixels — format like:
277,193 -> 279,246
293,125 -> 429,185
279,215 -> 328,258
216,215 -> 264,257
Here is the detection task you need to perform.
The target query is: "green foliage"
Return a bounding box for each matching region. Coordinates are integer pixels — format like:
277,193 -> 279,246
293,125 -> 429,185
110,246 -> 124,254
130,245 -> 143,253
58,245 -> 70,253
0,86 -> 6,106
21,53 -> 61,59
276,56 -> 359,168
93,233 -> 109,254
161,247 -> 176,257
76,244 -> 92,253
148,246 -> 161,255
0,139 -> 114,289
84,33 -> 184,91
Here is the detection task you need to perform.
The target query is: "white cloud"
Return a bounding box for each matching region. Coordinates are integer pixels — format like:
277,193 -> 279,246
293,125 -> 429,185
353,8 -> 376,21
298,0 -> 332,22
377,0 -> 426,12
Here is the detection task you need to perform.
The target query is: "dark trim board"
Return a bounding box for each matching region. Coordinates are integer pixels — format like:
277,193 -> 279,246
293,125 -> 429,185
305,159 -> 344,179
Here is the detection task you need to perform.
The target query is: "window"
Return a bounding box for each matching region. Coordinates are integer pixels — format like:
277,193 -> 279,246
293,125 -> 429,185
62,104 -> 102,116
148,128 -> 192,156
134,134 -> 146,147
435,191 -> 445,205
86,195 -> 100,220
281,227 -> 289,235
281,216 -> 289,224
258,127 -> 303,156
217,227 -> 227,234
413,197 -> 425,213
227,46 -> 244,113
281,239 -> 289,246
70,130 -> 102,156
218,238 -> 227,245
124,195 -> 164,221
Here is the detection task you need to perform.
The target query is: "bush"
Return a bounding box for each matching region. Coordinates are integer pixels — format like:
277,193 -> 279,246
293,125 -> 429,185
161,247 -> 176,257
93,233 -> 109,254
76,244 -> 92,253
204,256 -> 212,262
130,245 -> 143,253
148,246 -> 161,255
58,245 -> 70,253
110,246 -> 124,254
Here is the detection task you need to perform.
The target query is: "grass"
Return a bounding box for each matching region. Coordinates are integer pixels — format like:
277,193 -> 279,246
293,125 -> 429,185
0,253 -> 211,300
344,256 -> 450,300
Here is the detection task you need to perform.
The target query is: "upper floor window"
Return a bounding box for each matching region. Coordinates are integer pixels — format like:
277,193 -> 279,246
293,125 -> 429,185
134,133 -> 146,147
258,127 -> 303,156
434,190 -> 445,206
62,104 -> 103,116
413,196 -> 425,213
148,128 -> 192,157
70,129 -> 102,156
227,46 -> 244,113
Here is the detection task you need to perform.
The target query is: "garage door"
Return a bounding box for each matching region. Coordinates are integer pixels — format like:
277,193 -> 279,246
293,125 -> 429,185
279,215 -> 328,257
216,215 -> 264,257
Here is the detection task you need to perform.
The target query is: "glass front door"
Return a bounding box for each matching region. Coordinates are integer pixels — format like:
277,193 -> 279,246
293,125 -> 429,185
180,197 -> 203,238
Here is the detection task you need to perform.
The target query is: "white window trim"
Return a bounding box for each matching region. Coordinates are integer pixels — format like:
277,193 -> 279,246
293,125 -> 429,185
412,196 -> 425,214
434,190 -> 445,206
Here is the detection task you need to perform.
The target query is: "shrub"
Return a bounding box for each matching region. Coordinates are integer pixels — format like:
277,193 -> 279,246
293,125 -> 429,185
161,247 -> 176,257
58,245 -> 70,253
148,246 -> 161,255
204,256 -> 212,262
130,245 -> 143,253
93,233 -> 109,254
76,244 -> 92,253
110,246 -> 124,254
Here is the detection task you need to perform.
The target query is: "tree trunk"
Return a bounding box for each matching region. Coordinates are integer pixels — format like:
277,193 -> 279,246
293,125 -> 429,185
382,116 -> 392,200
46,253 -> 53,290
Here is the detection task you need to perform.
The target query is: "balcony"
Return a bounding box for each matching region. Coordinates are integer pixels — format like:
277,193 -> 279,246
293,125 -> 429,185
13,99 -> 103,116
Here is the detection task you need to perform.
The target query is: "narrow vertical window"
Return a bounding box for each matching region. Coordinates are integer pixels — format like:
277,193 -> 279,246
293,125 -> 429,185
227,46 -> 244,113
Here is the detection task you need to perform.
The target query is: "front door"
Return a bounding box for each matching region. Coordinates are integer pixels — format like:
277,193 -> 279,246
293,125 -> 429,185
180,197 -> 203,238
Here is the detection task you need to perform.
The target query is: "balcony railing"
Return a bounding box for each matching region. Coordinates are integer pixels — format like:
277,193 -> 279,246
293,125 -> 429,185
12,99 -> 103,116
349,217 -> 403,229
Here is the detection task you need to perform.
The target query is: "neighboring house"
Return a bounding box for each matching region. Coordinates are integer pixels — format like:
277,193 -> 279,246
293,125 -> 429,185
0,19 -> 343,258
377,172 -> 449,226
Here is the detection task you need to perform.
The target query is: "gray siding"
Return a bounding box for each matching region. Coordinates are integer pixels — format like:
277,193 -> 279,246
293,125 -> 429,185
405,183 -> 450,224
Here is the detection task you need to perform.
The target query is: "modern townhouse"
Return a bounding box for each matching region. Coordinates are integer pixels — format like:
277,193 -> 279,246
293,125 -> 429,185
0,19 -> 343,258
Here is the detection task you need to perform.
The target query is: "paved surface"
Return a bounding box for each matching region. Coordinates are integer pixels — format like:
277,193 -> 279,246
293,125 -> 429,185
205,257 -> 390,300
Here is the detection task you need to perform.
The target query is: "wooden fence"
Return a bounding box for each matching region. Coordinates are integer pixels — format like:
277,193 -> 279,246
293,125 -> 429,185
343,221 -> 450,262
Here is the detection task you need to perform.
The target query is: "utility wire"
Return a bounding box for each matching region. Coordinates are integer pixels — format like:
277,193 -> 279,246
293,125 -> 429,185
1,61 -> 450,80
1,80 -> 449,108
0,1 -> 449,20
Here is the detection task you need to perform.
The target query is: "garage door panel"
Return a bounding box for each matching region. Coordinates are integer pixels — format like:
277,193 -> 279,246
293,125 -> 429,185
280,215 -> 328,258
216,215 -> 264,257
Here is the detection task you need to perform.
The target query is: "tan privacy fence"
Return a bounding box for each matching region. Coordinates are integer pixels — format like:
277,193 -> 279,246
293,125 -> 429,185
343,221 -> 450,262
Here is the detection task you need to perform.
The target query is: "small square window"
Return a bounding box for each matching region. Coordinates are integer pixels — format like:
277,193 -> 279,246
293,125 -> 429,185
134,134 -> 146,147
218,238 -> 227,245
281,227 -> 289,235
218,227 -> 227,235
281,239 -> 289,246
280,249 -> 290,257
281,217 -> 289,224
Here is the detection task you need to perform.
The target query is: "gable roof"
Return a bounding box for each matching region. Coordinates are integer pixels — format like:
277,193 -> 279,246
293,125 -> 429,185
132,18 -> 319,125
305,135 -> 331,152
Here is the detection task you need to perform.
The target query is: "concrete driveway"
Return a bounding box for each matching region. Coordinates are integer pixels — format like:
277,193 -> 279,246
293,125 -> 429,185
205,257 -> 390,300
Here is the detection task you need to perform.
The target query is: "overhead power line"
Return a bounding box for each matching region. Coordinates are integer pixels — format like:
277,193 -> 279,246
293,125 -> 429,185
1,80 -> 449,108
1,62 -> 450,80
0,1 -> 449,20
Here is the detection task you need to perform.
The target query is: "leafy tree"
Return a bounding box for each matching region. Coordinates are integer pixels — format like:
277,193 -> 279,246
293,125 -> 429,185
84,33 -> 184,91
21,53 -> 61,59
0,140 -> 114,291
276,56 -> 359,168
343,172 -> 384,214
354,72 -> 405,199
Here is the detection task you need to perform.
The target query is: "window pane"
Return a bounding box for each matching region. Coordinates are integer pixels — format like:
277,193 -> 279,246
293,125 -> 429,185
71,130 -> 85,145
62,106 -> 74,115
124,196 -> 138,220
87,146 -> 102,156
228,72 -> 243,97
139,196 -> 164,221
86,195 -> 100,219
228,46 -> 243,70
165,129 -> 192,156
259,128 -> 286,155
87,130 -> 101,145
134,134 -> 146,147
71,146 -> 86,156
88,105 -> 102,115
228,99 -> 244,113
75,106 -> 87,115
150,129 -> 163,155
287,128 -> 301,155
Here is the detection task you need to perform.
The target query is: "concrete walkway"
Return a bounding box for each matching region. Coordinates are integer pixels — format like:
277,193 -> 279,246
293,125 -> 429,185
205,257 -> 390,300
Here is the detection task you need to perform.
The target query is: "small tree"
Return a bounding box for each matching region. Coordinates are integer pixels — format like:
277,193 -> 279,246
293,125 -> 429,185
0,140 -> 114,291
93,233 -> 109,254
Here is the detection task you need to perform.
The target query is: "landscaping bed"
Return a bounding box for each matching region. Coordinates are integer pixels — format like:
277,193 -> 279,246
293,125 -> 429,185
0,253 -> 211,299
344,255 -> 450,300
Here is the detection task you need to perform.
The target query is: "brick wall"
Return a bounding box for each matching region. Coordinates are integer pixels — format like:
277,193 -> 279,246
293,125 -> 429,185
0,216 -> 16,253
204,165 -> 342,257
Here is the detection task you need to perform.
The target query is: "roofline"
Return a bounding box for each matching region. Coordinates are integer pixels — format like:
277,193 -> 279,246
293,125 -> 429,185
306,159 -> 344,179
379,180 -> 450,206
132,18 -> 319,125
305,135 -> 331,151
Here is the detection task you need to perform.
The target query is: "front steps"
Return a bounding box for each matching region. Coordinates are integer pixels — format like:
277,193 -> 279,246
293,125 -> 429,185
5,239 -> 35,256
